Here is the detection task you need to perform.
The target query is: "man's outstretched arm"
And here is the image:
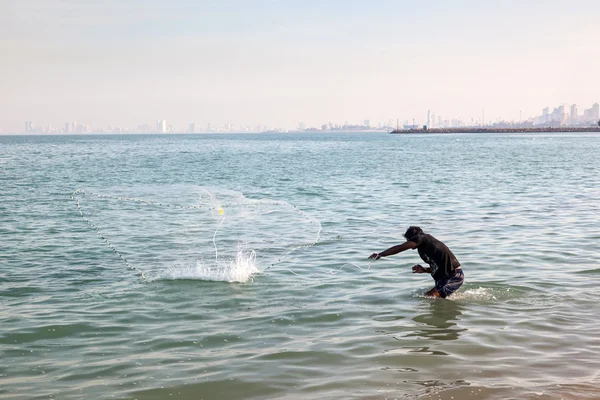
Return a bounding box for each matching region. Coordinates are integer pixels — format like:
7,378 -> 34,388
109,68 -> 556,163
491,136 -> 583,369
369,241 -> 417,259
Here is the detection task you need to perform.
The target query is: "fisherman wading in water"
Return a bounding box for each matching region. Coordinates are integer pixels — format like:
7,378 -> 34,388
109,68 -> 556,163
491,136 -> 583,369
369,226 -> 464,298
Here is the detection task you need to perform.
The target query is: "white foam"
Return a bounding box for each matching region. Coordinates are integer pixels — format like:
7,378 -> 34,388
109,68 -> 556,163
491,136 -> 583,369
154,247 -> 260,283
449,287 -> 499,301
412,287 -> 503,301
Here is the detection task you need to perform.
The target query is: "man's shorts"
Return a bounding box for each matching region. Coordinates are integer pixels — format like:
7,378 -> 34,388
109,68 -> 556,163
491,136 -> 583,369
435,269 -> 464,298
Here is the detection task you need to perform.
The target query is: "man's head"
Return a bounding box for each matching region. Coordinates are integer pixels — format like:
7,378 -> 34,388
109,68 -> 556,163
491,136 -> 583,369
404,226 -> 424,240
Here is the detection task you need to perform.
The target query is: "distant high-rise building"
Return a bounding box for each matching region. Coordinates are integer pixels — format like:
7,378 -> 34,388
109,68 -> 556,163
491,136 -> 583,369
570,104 -> 578,125
364,120 -> 370,128
207,122 -> 212,132
551,107 -> 561,123
298,122 -> 306,130
64,123 -> 70,133
188,122 -> 196,133
427,110 -> 431,128
592,103 -> 600,121
543,107 -> 550,124
25,121 -> 33,133
558,105 -> 567,126
156,120 -> 167,133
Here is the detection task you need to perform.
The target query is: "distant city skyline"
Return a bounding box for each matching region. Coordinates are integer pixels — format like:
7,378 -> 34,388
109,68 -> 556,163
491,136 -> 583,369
17,101 -> 600,134
2,1 -> 600,134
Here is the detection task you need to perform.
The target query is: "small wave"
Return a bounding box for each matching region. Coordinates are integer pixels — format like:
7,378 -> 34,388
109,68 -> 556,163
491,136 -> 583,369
152,249 -> 260,283
575,268 -> 600,275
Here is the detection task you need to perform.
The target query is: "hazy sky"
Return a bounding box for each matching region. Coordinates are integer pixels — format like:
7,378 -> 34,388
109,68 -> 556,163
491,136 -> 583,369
2,0 -> 599,131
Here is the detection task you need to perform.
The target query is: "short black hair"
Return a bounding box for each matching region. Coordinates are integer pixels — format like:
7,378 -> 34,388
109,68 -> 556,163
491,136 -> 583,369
404,226 -> 423,239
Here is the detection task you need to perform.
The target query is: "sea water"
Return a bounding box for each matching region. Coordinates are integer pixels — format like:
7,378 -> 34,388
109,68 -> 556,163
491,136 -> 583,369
1,132 -> 600,399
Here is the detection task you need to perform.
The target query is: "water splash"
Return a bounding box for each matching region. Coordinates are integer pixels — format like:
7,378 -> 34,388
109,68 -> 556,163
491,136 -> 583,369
412,287 -> 510,302
449,287 -> 500,301
153,246 -> 259,283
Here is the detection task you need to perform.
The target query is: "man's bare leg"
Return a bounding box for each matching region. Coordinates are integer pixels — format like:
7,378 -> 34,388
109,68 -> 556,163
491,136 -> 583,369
425,287 -> 441,297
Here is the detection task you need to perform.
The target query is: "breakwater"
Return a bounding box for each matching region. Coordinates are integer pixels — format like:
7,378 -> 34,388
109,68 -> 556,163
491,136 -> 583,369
391,126 -> 600,134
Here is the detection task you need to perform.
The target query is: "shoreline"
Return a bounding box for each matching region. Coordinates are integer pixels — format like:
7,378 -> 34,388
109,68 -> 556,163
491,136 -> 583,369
390,126 -> 600,134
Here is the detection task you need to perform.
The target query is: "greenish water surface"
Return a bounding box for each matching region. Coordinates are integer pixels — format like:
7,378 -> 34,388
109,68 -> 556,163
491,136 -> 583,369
1,132 -> 599,399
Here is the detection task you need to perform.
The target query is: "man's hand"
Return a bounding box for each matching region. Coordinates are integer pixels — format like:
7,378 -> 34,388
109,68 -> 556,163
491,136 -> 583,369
368,253 -> 381,260
412,264 -> 426,273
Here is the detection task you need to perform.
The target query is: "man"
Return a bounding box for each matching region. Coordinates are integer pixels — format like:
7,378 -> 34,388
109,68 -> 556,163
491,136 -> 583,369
369,226 -> 464,298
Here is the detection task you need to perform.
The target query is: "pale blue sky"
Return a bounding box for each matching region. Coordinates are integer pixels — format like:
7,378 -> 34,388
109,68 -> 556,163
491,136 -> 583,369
2,0 -> 599,131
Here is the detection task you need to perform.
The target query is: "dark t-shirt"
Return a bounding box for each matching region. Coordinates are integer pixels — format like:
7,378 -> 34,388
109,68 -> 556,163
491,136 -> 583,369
408,233 -> 461,281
